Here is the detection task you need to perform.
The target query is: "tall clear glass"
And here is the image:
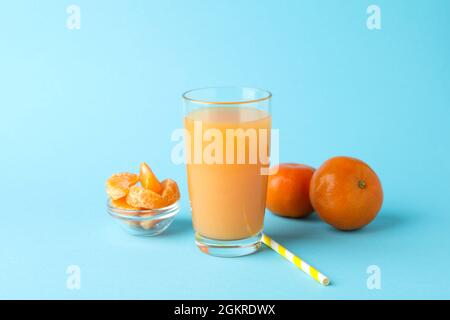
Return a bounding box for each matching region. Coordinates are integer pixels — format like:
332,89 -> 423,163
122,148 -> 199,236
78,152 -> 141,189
182,87 -> 272,257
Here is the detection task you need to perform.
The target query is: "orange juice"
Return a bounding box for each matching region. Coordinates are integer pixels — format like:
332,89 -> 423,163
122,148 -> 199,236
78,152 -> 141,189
184,107 -> 271,240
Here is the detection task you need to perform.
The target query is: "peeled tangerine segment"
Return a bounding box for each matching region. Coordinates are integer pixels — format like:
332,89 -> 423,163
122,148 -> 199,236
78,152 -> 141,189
139,214 -> 160,230
106,173 -> 139,200
161,179 -> 180,205
111,197 -> 140,227
111,198 -> 140,215
140,162 -> 163,194
126,185 -> 168,209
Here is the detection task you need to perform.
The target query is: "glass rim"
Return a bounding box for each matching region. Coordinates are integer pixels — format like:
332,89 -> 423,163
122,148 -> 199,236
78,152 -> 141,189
182,86 -> 272,105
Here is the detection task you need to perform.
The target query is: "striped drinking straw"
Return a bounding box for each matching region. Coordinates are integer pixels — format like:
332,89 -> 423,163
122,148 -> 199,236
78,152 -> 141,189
262,233 -> 330,286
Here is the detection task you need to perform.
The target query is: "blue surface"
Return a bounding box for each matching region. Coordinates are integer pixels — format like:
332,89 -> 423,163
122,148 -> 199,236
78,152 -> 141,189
1,0 -> 449,299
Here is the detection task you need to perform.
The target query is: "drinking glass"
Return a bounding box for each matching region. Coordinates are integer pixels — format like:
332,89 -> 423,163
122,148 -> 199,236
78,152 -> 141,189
182,87 -> 272,257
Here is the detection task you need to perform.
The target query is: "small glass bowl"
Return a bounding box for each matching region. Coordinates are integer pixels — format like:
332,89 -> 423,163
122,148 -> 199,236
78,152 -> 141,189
106,200 -> 180,236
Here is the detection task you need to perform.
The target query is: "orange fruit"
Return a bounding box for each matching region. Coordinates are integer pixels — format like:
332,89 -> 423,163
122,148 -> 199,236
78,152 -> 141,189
161,179 -> 180,205
140,162 -> 163,194
106,173 -> 138,200
266,163 -> 315,218
126,185 -> 168,209
309,156 -> 383,230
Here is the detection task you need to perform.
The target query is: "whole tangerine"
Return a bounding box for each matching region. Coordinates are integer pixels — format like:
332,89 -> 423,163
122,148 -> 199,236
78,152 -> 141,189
266,163 -> 315,218
309,156 -> 383,230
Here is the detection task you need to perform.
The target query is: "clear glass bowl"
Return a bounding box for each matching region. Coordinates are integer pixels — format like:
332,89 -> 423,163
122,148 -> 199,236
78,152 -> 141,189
107,200 -> 180,236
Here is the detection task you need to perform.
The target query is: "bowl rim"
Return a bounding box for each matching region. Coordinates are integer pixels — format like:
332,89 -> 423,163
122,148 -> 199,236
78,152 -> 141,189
106,199 -> 180,221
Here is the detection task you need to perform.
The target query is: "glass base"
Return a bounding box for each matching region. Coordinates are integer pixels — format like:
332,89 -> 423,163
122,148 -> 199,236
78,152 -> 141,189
195,232 -> 262,257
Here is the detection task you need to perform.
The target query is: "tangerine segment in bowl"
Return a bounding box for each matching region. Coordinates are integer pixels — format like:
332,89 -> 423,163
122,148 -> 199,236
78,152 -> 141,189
106,173 -> 139,200
126,185 -> 168,209
161,179 -> 181,204
140,162 -> 163,193
139,213 -> 160,230
111,198 -> 140,214
110,198 -> 140,227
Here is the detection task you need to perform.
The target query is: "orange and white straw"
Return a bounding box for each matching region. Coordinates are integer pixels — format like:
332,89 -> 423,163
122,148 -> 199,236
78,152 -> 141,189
262,233 -> 330,286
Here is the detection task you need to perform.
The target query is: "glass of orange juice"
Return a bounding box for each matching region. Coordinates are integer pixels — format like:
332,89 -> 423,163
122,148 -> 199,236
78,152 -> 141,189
182,87 -> 272,257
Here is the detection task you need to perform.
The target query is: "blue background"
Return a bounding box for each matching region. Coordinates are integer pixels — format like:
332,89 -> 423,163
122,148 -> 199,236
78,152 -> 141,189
1,0 -> 449,299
